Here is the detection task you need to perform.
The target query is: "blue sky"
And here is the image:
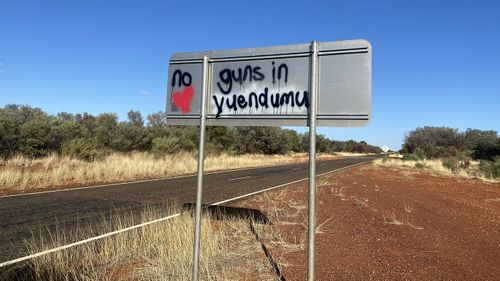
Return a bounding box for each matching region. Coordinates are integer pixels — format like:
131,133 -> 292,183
1,0 -> 499,150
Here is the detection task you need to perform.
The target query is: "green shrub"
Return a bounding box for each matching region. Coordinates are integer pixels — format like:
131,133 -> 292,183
442,153 -> 472,173
454,150 -> 472,169
151,136 -> 181,155
415,162 -> 427,169
442,157 -> 459,172
403,148 -> 425,161
403,153 -> 419,161
205,142 -> 224,156
382,155 -> 390,163
480,157 -> 500,179
61,138 -> 101,161
413,147 -> 426,160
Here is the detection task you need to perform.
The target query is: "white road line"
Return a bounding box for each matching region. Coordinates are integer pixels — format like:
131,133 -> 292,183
0,213 -> 181,268
227,175 -> 252,181
0,158 -> 374,268
213,159 -> 372,205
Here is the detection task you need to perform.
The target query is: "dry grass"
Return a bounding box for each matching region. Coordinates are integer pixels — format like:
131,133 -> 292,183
404,202 -> 413,213
1,206 -> 281,281
382,212 -> 424,230
331,186 -> 347,200
245,189 -> 308,258
0,152 -> 320,194
354,198 -> 369,209
373,157 -> 499,183
335,152 -> 377,157
382,211 -> 404,225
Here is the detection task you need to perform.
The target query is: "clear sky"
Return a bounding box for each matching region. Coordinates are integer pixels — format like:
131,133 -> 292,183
1,0 -> 499,150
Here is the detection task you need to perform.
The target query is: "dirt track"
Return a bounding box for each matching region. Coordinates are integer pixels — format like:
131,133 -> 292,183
233,164 -> 500,280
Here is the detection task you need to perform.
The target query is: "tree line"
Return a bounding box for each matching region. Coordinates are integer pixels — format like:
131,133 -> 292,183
402,126 -> 500,178
0,104 -> 382,160
402,126 -> 500,160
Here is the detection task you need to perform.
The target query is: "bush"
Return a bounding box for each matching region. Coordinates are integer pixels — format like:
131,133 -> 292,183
205,142 -> 224,156
413,147 -> 426,160
403,126 -> 464,158
61,138 -> 101,161
415,162 -> 427,169
151,136 -> 181,155
403,153 -> 420,161
402,147 -> 425,161
442,151 -> 472,173
442,157 -> 459,172
403,126 -> 499,160
480,157 -> 500,179
455,151 -> 472,169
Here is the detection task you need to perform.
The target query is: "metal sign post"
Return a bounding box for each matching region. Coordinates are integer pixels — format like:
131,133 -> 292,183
166,40 -> 372,281
307,40 -> 318,281
191,55 -> 209,281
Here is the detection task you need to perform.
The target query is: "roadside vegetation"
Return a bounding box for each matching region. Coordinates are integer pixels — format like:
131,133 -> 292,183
0,104 -> 381,194
0,104 -> 381,160
0,200 -> 301,280
374,157 -> 495,181
378,126 -> 500,181
0,152 -> 326,194
3,158 -> 498,280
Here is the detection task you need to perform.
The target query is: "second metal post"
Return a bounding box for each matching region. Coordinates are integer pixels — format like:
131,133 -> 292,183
307,40 -> 319,281
191,55 -> 209,281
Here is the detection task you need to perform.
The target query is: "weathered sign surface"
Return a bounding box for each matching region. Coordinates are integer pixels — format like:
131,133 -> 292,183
166,39 -> 371,127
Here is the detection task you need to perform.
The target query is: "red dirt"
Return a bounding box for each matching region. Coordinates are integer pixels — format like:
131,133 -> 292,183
233,164 -> 500,280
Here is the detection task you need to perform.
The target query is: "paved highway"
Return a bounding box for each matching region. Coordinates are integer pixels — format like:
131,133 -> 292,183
0,155 -> 379,264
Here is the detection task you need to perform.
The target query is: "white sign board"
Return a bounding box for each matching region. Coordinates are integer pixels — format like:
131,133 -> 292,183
166,40 -> 371,127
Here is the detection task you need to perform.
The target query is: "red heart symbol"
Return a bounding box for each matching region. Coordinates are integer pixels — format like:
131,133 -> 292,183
172,85 -> 194,114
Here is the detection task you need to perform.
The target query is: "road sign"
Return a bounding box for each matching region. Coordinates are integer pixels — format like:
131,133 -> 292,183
166,40 -> 371,127
166,40 -> 372,281
382,145 -> 390,153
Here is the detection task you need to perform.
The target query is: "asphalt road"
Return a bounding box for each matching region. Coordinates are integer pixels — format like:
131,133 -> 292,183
0,155 -> 379,264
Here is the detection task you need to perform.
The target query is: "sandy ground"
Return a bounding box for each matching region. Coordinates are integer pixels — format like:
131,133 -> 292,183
232,163 -> 500,280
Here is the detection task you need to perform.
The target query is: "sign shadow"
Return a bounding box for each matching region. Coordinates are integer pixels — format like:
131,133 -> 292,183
181,203 -> 286,280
